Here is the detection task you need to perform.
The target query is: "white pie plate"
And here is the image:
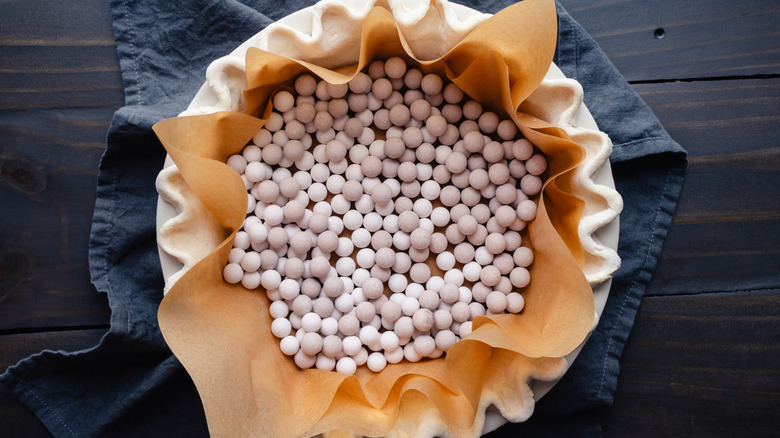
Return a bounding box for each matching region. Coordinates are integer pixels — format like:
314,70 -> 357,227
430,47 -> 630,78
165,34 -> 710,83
156,0 -> 620,434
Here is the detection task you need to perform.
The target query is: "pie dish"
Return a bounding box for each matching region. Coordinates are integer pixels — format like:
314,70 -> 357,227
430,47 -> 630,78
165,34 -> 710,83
153,0 -> 623,436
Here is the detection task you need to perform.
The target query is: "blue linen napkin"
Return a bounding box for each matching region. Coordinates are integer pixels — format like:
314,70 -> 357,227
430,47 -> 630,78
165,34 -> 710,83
0,1 -> 686,437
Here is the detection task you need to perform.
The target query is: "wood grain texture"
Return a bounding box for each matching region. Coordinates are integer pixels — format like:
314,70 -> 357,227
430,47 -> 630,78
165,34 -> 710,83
602,291 -> 780,437
0,0 -> 124,110
0,108 -> 114,330
559,0 -> 780,81
0,0 -> 778,436
635,79 -> 780,295
635,78 -> 780,157
0,0 -> 120,330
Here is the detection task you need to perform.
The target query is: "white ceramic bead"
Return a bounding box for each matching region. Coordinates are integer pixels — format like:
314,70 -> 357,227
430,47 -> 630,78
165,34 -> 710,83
392,231 -> 411,251
436,251 -> 456,271
343,210 -> 363,231
413,335 -> 436,356
328,216 -> 344,234
401,296 -> 420,316
367,352 -> 387,372
336,356 -> 357,375
353,347 -> 369,366
330,239 -> 351,259
300,312 -> 323,332
271,318 -> 292,338
315,353 -> 336,371
359,325 -> 381,349
320,317 -> 339,336
412,198 -> 433,218
278,278 -> 300,300
351,268 -> 370,287
486,291 -> 508,313
388,273 -> 408,293
307,182 -> 327,202
360,277 -> 382,300
342,336 -> 362,356
394,316 -> 415,339
335,257 -> 356,277
279,336 -> 300,356
355,194 -> 375,214
268,301 -> 289,320
223,263 -> 244,284
380,330 -> 400,351
385,345 -> 405,364
403,283 -> 423,300
334,294 -> 354,314
510,267 -> 531,288
403,343 -> 422,362
355,248 -> 375,269
444,268 -> 465,286
260,270 -> 282,290
435,330 -> 458,351
363,212 -> 383,232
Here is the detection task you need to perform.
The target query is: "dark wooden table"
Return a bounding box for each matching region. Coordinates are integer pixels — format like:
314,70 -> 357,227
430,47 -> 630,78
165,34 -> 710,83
1,0 -> 778,436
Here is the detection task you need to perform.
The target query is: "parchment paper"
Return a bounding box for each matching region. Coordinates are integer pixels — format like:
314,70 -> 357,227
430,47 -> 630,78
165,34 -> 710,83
153,0 -> 595,436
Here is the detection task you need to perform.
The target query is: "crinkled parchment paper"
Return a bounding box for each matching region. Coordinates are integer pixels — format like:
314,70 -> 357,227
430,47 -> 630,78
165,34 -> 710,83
153,0 -> 622,436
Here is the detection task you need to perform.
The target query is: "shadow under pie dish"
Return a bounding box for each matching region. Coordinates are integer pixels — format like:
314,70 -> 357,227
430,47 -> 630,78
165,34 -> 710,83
153,0 -> 623,436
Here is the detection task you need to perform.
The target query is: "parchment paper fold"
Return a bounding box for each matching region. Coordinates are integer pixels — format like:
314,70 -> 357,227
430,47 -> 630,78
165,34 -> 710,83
153,1 -> 613,436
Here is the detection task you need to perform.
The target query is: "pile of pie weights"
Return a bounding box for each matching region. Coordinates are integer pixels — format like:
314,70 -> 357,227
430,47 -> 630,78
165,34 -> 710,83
222,57 -> 546,375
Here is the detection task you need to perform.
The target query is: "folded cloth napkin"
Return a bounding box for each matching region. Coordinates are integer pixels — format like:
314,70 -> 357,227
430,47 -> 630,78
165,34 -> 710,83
0,1 -> 686,437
